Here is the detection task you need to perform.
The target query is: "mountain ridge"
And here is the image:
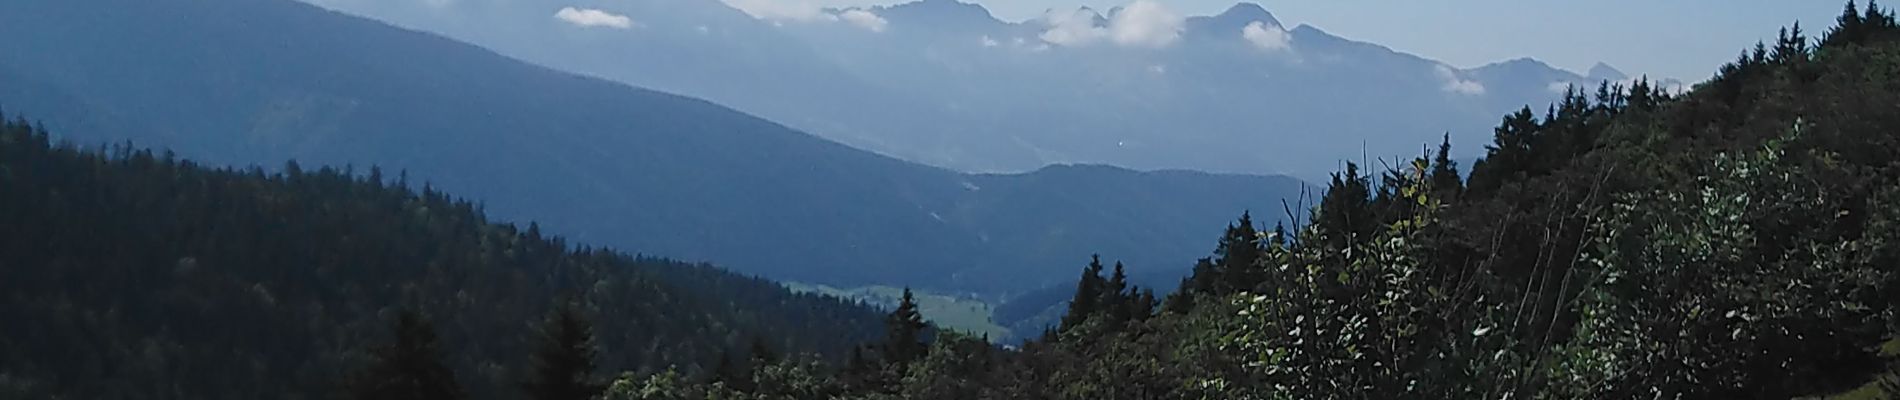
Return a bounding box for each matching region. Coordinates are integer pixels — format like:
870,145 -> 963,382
299,0 -> 1657,178
0,0 -> 1306,294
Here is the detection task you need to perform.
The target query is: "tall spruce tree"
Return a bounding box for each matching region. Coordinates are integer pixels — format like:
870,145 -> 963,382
1628,77 -> 1657,111
1269,222 -> 1290,250
1213,213 -> 1264,293
1184,257 -> 1217,294
1430,133 -> 1462,197
1869,0 -> 1894,28
883,288 -> 928,366
1102,262 -> 1132,326
1131,288 -> 1157,322
1316,163 -> 1375,252
521,305 -> 603,400
1827,1 -> 1866,47
1060,256 -> 1108,332
349,310 -> 466,400
1469,107 -> 1540,192
1772,23 -> 1812,64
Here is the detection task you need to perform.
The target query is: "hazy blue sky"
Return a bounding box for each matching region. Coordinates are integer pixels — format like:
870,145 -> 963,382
808,0 -> 1844,81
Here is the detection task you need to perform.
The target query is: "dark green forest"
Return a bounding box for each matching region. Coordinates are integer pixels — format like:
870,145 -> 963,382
0,115 -> 890,399
9,2 -> 1900,400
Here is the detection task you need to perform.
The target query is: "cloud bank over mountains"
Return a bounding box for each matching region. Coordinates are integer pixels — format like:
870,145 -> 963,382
301,0 -> 1683,177
723,0 -> 838,21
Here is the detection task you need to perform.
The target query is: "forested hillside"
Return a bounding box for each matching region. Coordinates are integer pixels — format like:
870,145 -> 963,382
577,4 -> 1900,399
0,115 -> 888,399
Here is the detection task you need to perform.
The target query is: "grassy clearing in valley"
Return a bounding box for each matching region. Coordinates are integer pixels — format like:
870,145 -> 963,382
784,283 -> 1013,342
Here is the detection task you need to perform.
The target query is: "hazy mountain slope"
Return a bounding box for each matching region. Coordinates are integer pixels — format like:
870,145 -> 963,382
954,166 -> 1306,280
298,0 -> 1655,177
0,0 -> 1302,293
302,0 -> 954,165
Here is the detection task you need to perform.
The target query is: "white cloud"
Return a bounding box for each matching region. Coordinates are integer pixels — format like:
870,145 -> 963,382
1036,1 -> 1184,48
981,35 -> 1001,47
1149,65 -> 1167,74
1445,79 -> 1487,95
839,9 -> 888,32
1241,21 -> 1290,51
1435,65 -> 1486,95
1663,81 -> 1691,94
554,7 -> 634,29
1108,0 -> 1184,48
1547,81 -> 1573,93
1039,8 -> 1108,46
721,0 -> 834,22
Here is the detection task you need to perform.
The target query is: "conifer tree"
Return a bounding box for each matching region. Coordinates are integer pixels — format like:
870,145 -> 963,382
1593,81 -> 1618,112
1469,107 -> 1540,192
1430,134 -> 1462,198
1628,77 -> 1656,111
349,310 -> 466,400
1316,163 -> 1375,252
1131,288 -> 1157,322
521,304 -> 603,400
1060,256 -> 1107,332
1827,1 -> 1866,47
1214,212 -> 1264,293
1104,262 -> 1128,301
1869,0 -> 1894,28
1183,257 -> 1217,293
1102,262 -> 1131,325
1773,23 -> 1812,64
883,288 -> 928,366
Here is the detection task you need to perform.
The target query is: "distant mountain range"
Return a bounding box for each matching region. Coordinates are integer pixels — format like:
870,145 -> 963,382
300,0 -> 1684,178
0,0 -> 1304,294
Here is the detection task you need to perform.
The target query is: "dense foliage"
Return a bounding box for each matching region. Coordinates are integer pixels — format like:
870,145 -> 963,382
0,117 -> 888,399
577,3 -> 1900,399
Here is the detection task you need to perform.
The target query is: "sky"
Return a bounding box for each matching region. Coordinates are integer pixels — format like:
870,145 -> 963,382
798,0 -> 1845,81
